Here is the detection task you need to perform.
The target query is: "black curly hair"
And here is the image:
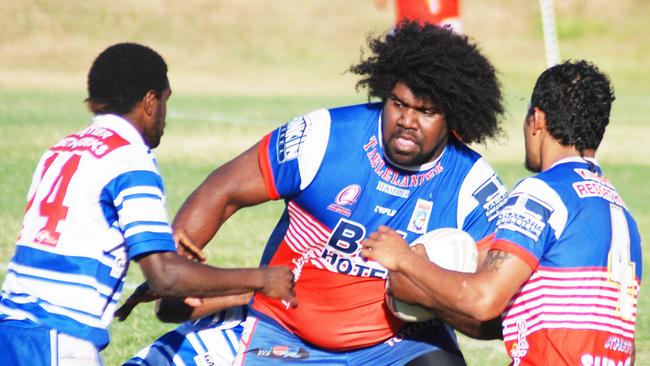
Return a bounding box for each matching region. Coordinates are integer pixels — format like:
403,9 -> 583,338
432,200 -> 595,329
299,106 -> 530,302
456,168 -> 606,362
350,20 -> 503,144
87,43 -> 169,115
529,60 -> 614,152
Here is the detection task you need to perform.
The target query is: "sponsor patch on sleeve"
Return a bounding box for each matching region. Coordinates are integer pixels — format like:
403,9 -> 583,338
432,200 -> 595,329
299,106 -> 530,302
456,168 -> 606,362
472,174 -> 508,221
276,116 -> 310,163
497,193 -> 553,241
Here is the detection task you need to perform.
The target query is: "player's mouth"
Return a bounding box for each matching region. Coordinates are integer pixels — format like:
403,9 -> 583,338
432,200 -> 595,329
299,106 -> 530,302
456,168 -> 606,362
391,133 -> 419,153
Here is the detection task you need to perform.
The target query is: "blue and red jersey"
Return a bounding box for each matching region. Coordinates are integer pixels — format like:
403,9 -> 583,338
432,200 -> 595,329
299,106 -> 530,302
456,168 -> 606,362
493,158 -> 642,365
254,103 -> 507,350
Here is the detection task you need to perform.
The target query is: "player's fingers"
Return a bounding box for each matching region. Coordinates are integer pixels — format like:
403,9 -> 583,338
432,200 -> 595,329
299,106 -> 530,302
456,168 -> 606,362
377,225 -> 392,234
364,235 -> 377,246
114,303 -> 133,321
183,297 -> 203,307
360,246 -> 373,260
366,231 -> 380,241
176,230 -> 206,263
285,292 -> 298,308
411,243 -> 427,257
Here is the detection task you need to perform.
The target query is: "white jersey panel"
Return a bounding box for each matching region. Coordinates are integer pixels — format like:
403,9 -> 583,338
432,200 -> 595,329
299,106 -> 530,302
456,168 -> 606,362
297,109 -> 331,190
505,177 -> 568,240
456,157 -> 507,229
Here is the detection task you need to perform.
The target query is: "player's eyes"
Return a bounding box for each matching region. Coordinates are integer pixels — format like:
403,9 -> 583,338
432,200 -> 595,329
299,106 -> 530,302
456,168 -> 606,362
389,96 -> 404,108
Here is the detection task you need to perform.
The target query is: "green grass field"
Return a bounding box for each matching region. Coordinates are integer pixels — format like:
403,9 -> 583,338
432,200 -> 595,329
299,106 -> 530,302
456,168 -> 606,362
1,1 -> 649,365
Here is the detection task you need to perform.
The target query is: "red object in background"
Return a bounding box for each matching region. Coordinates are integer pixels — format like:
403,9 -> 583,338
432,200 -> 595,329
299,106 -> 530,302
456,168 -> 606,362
394,0 -> 462,32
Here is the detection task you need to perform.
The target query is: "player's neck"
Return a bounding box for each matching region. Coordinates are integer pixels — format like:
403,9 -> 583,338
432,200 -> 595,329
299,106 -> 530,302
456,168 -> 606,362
541,140 -> 595,171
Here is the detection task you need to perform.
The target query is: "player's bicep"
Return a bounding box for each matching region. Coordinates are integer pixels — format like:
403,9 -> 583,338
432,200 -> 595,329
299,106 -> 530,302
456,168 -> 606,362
172,142 -> 270,247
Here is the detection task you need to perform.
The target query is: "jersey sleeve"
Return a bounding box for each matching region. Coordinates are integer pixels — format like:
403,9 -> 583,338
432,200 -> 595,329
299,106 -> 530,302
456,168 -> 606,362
258,109 -> 331,200
101,151 -> 176,260
492,177 -> 568,270
456,158 -> 509,245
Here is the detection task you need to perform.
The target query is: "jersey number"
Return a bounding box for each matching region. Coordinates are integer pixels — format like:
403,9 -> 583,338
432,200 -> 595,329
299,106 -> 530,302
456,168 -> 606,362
608,203 -> 637,320
28,153 -> 82,246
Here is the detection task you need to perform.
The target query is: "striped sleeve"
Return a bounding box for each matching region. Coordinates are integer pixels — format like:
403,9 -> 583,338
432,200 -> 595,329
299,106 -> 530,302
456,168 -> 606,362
101,170 -> 176,260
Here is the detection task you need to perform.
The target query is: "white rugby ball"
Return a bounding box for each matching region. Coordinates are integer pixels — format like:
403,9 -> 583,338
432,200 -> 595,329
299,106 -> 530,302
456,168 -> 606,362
385,228 -> 478,322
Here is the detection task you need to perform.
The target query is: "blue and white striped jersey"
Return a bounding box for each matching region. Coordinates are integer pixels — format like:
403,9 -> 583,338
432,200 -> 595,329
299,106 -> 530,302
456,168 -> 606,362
0,114 -> 177,349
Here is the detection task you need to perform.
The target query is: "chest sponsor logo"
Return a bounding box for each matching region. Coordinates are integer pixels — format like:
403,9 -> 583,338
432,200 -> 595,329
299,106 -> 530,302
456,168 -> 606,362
277,116 -> 310,163
473,174 -> 508,221
364,136 -> 444,188
319,219 -> 388,279
407,199 -> 433,234
497,193 -> 553,241
374,205 -> 396,217
376,181 -> 410,198
327,184 -> 361,217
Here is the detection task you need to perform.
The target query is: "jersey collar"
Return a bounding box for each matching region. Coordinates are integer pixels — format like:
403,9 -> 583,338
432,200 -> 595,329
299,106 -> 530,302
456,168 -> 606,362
549,156 -> 600,170
91,114 -> 147,148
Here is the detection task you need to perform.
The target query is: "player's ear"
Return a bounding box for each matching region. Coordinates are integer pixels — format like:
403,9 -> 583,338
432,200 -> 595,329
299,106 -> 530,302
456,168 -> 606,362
141,90 -> 158,117
531,107 -> 547,135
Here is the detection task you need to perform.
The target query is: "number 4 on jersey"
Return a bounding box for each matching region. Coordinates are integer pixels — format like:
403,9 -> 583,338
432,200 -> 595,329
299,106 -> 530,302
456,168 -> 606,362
27,153 -> 82,246
608,203 -> 637,321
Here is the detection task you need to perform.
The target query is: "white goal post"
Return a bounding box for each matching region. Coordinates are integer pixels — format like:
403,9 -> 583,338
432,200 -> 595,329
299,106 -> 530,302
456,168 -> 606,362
539,0 -> 561,67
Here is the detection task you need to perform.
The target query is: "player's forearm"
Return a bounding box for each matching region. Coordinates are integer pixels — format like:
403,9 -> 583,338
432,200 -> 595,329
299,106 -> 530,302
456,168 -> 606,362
395,254 -> 498,321
434,308 -> 502,340
141,252 -> 266,298
390,268 -> 502,339
156,292 -> 253,323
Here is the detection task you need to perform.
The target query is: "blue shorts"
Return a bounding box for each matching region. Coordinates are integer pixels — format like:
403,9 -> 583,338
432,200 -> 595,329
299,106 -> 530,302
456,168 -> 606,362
235,310 -> 465,366
0,320 -> 55,366
0,319 -> 102,366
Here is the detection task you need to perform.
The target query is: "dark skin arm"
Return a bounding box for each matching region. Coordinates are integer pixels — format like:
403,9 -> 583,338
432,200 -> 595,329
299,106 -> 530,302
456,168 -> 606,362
173,142 -> 270,252
363,226 -> 532,322
388,244 -> 502,339
155,292 -> 253,323
155,142 -> 285,321
116,143 -> 296,321
137,251 -> 294,301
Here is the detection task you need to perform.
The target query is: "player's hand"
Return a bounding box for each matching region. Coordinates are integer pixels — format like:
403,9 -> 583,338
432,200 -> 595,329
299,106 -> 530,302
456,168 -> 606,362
260,266 -> 297,308
114,282 -> 160,321
361,226 -> 413,271
411,243 -> 427,257
175,228 -> 206,263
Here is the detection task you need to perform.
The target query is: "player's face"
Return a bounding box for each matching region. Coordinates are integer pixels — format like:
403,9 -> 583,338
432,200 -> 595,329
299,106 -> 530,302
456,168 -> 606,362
382,82 -> 448,166
144,87 -> 171,149
523,110 -> 541,172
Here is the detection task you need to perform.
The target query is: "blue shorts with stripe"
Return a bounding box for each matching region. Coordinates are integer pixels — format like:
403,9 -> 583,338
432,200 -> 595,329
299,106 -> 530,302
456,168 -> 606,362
235,310 -> 465,366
